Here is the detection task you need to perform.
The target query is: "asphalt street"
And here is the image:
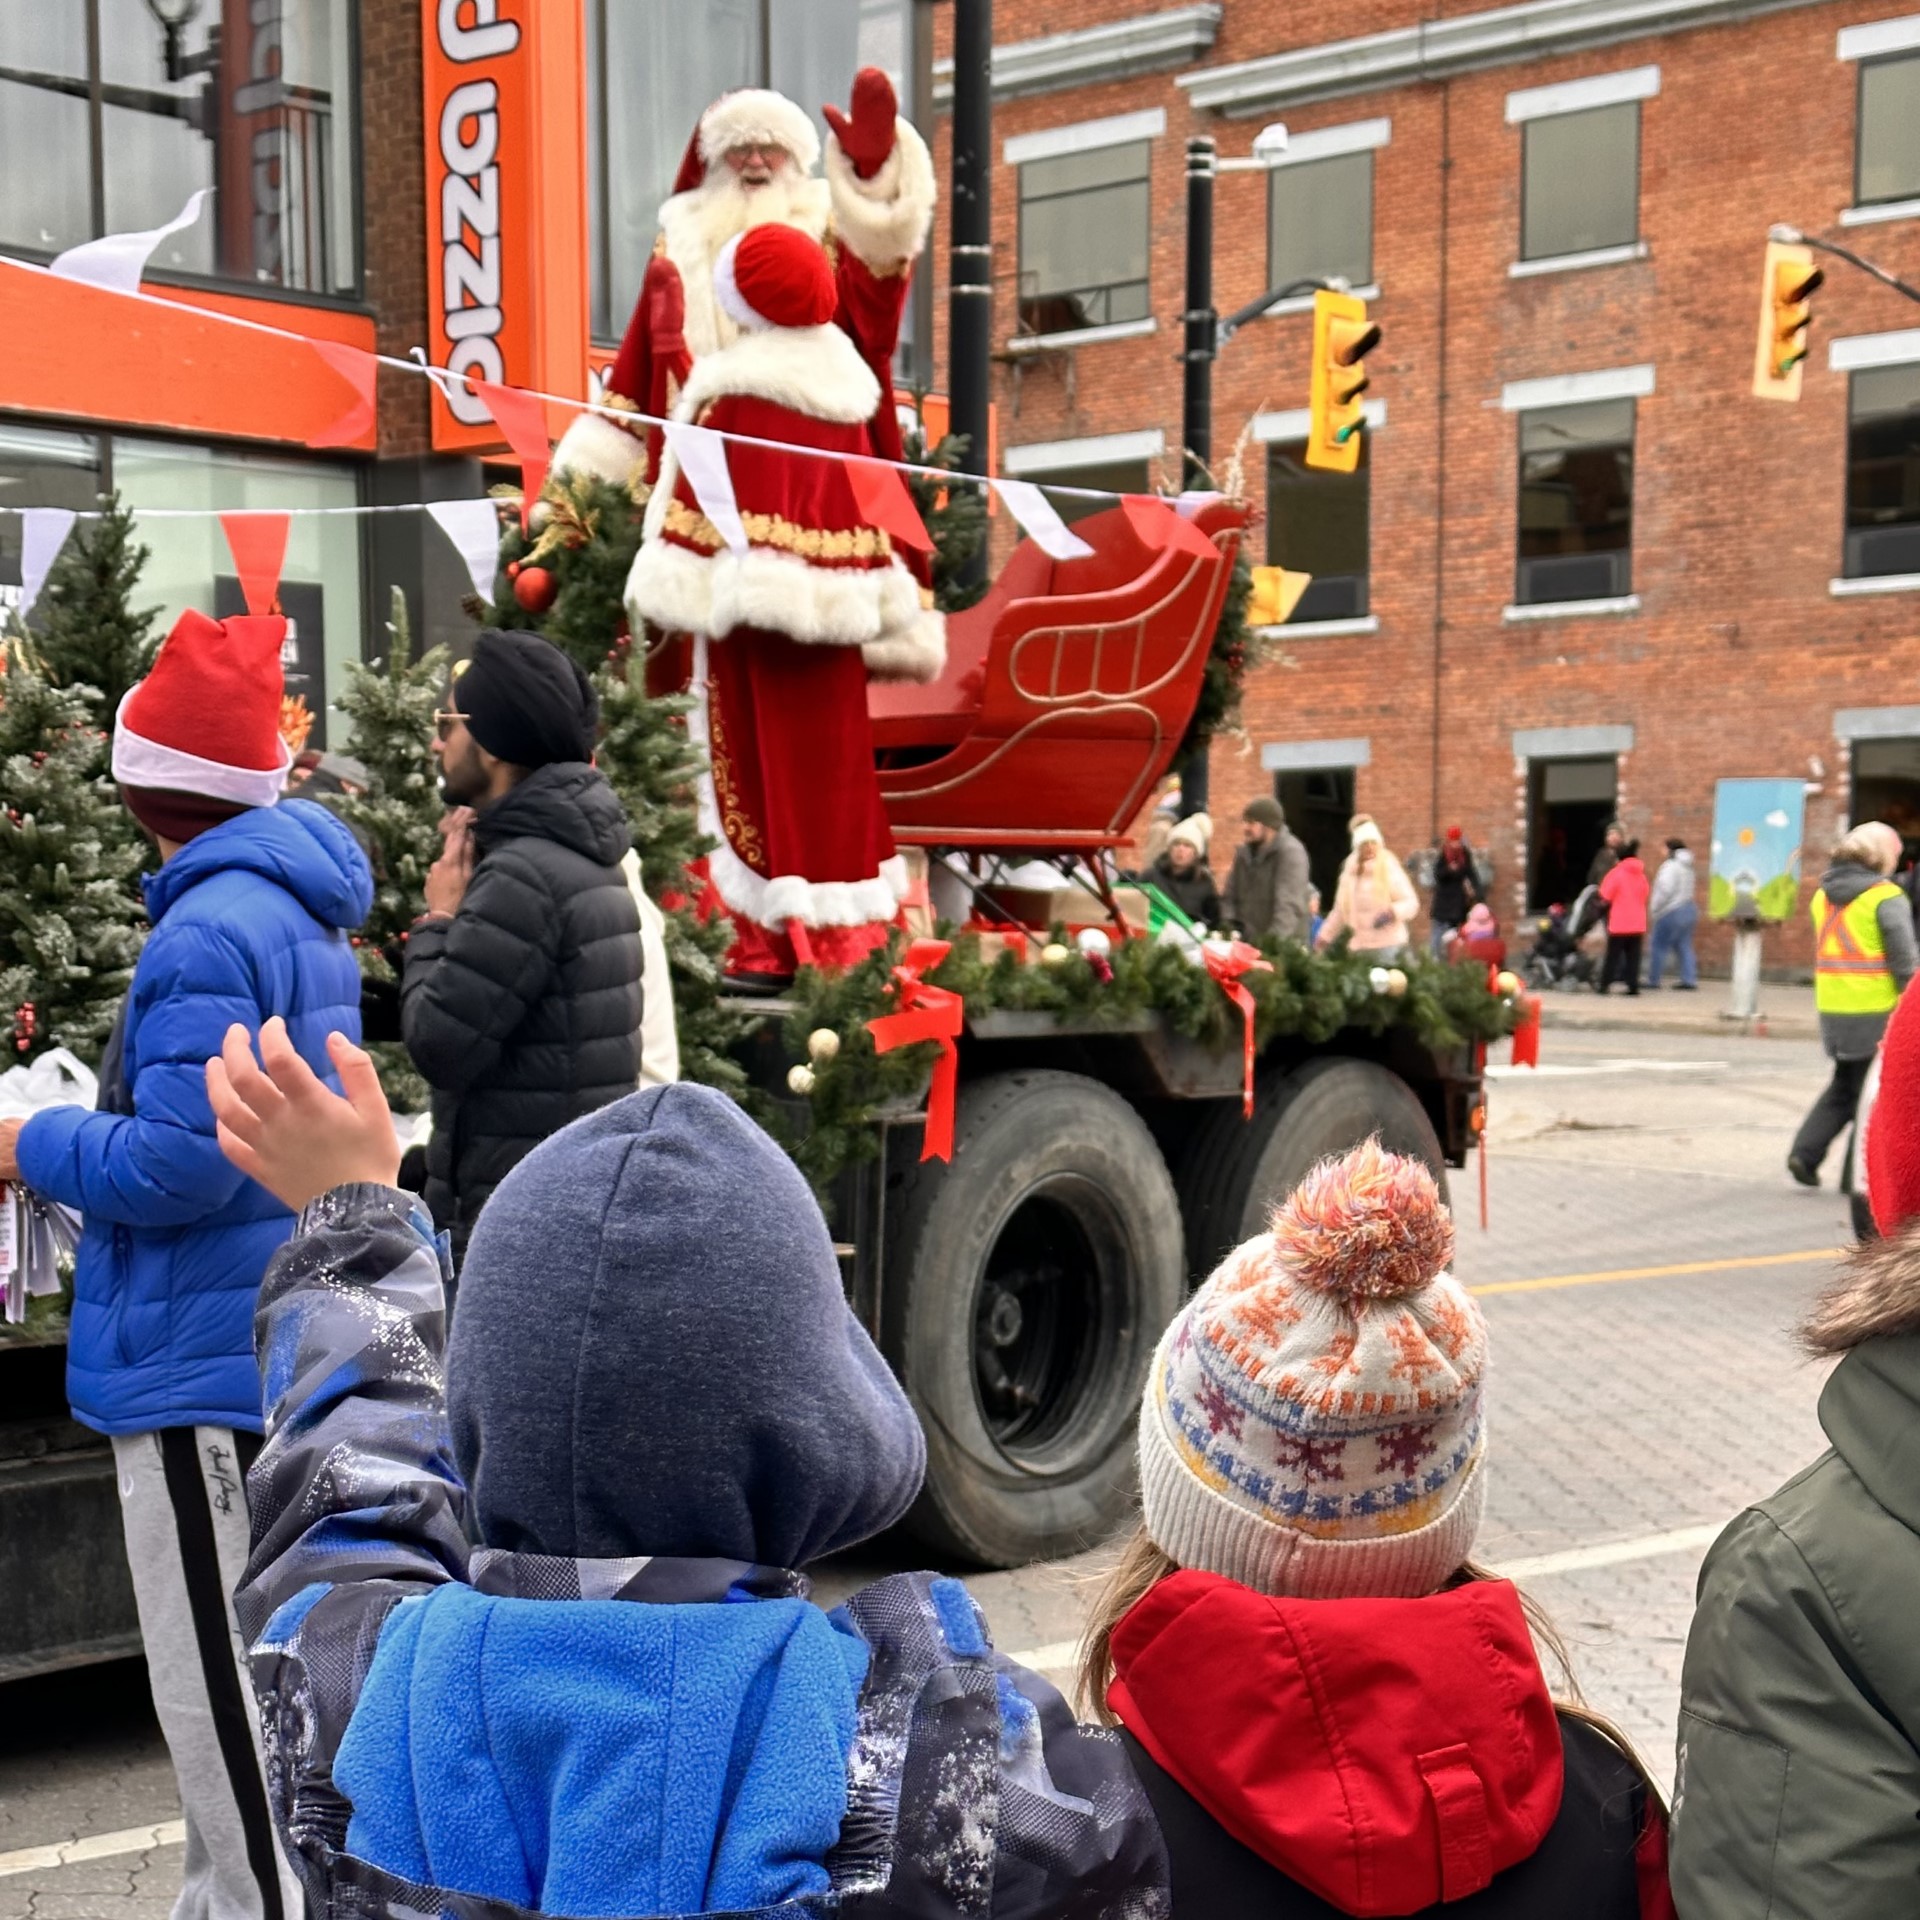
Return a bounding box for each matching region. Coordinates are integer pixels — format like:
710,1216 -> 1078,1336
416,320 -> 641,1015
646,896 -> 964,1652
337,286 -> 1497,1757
0,1022 -> 1856,1917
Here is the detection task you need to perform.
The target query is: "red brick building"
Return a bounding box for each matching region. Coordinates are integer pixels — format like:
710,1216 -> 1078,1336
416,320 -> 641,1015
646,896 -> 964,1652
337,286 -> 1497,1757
926,0 -> 1920,964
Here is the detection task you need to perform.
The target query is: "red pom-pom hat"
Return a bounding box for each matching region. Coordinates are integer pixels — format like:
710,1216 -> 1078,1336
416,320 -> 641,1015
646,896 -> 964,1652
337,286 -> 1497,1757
110,607 -> 291,807
714,225 -> 839,333
1868,979 -> 1920,1234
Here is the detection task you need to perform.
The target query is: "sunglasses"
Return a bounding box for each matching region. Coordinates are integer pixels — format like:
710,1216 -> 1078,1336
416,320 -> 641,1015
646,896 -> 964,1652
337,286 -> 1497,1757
432,709 -> 466,740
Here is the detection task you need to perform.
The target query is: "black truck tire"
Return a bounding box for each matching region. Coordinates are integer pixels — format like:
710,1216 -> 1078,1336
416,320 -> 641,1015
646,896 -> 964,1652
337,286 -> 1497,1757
882,1070 -> 1185,1568
1176,1057 -> 1450,1283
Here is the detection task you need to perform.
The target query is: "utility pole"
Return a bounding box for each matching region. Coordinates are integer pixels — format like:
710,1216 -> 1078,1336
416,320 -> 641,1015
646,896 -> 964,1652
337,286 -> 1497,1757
1178,134 -> 1217,810
948,0 -> 993,593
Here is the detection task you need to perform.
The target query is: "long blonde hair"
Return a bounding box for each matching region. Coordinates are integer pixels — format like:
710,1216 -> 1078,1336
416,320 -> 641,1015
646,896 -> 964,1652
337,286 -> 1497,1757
1074,1523 -> 1656,1786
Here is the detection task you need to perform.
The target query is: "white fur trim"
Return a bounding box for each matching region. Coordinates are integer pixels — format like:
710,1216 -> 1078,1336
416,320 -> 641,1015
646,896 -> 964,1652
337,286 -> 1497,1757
660,177 -> 833,360
674,324 -> 880,427
112,694 -> 291,806
627,537 -> 922,646
685,633 -> 905,930
551,408 -> 646,489
698,90 -> 820,175
861,607 -> 947,684
825,118 -> 936,269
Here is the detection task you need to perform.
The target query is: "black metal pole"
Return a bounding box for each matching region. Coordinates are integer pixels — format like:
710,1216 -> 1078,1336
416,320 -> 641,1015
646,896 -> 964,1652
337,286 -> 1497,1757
949,0 -> 993,592
1178,134 -> 1217,815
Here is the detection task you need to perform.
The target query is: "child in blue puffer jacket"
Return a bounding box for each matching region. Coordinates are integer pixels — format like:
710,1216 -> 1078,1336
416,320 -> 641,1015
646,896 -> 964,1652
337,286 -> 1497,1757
205,1017 -> 1165,1920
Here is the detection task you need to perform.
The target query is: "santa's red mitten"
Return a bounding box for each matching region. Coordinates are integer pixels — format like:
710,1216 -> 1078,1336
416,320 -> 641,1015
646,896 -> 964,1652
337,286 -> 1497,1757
642,253 -> 691,393
823,67 -> 898,180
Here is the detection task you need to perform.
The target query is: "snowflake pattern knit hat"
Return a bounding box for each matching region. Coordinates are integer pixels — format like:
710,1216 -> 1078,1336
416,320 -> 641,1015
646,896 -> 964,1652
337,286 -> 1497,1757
1139,1138 -> 1488,1598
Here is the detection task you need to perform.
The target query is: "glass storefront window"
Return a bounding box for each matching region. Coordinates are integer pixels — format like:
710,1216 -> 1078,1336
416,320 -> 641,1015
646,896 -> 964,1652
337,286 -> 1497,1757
0,423 -> 107,624
0,0 -> 360,296
114,437 -> 362,749
588,0 -> 913,341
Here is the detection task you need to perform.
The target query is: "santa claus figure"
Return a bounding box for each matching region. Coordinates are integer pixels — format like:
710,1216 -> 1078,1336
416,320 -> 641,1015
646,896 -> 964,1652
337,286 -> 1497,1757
556,69 -> 934,491
624,223 -> 941,987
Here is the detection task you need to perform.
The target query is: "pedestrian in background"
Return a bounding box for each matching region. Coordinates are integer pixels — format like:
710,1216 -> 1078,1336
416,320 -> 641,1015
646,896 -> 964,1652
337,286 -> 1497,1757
1428,826 -> 1482,957
0,609 -> 369,1920
1147,812 -> 1223,928
1572,820 -> 1626,944
1316,816 -> 1417,958
203,1030 -> 1163,1920
1138,780 -> 1183,873
402,631 -> 644,1264
1673,978 -> 1920,1916
1788,820 -> 1917,1188
1224,796 -> 1313,945
1644,838 -> 1698,990
1596,839 -> 1650,995
1080,1139 -> 1671,1918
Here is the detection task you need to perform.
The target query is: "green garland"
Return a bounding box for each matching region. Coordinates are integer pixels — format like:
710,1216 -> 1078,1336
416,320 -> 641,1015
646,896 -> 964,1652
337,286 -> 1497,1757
777,930 -> 1518,1199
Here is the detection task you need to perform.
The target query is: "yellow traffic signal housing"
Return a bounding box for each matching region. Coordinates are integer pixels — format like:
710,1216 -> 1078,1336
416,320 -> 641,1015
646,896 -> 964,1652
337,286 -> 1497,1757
1307,290 -> 1381,473
1247,565 -> 1312,627
1753,240 -> 1824,401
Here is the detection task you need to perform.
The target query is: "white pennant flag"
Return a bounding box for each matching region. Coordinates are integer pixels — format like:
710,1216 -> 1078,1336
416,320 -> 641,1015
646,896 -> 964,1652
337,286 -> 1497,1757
428,499 -> 505,602
16,508 -> 77,622
992,478 -> 1095,561
50,189 -> 211,296
663,422 -> 748,557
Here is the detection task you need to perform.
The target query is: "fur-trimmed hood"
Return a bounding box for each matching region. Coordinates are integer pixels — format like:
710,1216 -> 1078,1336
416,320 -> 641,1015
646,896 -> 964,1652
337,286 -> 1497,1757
1805,1216 -> 1920,1354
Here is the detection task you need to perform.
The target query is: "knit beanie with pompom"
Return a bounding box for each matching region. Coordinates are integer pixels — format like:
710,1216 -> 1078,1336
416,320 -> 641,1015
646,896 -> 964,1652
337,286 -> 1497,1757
1138,1138 -> 1488,1599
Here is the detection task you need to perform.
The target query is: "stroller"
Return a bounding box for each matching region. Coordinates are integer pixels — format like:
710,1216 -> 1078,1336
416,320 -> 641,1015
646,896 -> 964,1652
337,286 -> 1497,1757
1525,901 -> 1597,990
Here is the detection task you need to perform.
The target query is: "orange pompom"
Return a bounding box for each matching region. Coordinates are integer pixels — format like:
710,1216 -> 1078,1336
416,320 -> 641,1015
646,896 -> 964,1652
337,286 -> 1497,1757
1269,1137 -> 1454,1303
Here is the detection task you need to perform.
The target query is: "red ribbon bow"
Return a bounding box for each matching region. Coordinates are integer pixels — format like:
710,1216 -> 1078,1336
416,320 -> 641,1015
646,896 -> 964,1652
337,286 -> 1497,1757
1202,938 -> 1273,1117
866,938 -> 965,1161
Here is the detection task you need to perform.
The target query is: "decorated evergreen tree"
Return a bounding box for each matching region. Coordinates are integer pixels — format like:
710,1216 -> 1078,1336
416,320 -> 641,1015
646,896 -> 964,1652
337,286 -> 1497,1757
333,590 -> 446,1108
33,495 -> 159,726
0,634 -> 148,1063
900,417 -> 988,614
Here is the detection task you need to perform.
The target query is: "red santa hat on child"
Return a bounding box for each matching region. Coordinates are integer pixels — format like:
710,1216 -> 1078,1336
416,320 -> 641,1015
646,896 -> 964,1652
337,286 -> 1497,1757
670,89 -> 822,195
111,608 -> 291,812
1867,978 -> 1920,1235
713,225 -> 839,332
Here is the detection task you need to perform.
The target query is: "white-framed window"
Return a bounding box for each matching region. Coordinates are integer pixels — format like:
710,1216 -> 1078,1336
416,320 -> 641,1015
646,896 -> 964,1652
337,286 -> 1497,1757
1507,66 -> 1657,266
1829,329 -> 1920,584
1838,20 -> 1920,220
1004,427 -> 1164,522
1008,109 -> 1164,340
1266,118 -> 1389,299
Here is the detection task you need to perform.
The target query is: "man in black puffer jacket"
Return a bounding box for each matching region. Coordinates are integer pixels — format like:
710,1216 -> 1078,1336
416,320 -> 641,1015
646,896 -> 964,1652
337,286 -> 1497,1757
403,630 -> 642,1261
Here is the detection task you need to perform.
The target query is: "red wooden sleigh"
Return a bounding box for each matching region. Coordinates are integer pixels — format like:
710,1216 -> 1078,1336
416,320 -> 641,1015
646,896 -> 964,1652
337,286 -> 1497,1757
869,498 -> 1248,859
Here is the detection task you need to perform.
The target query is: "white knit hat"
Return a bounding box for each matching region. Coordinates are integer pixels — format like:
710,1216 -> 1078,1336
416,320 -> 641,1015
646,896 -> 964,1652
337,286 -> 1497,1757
1169,811 -> 1212,855
1138,1139 -> 1488,1599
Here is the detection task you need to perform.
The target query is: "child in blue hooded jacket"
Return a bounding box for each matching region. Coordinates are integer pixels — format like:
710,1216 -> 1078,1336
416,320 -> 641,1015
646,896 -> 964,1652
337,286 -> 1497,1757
206,1017 -> 1165,1920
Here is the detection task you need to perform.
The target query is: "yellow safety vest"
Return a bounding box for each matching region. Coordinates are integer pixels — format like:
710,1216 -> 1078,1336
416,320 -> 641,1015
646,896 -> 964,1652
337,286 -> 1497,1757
1811,882 -> 1904,1016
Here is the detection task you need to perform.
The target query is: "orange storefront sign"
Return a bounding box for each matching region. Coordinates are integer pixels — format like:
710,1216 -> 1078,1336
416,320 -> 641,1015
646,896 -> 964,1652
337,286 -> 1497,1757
423,0 -> 588,452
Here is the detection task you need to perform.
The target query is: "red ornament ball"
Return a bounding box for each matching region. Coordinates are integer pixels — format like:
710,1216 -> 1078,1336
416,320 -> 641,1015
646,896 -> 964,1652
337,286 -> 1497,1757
513,564 -> 558,614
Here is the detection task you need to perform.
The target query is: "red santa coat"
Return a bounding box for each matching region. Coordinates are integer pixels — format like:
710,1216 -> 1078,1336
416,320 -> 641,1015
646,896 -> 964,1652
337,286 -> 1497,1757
624,321 -> 943,960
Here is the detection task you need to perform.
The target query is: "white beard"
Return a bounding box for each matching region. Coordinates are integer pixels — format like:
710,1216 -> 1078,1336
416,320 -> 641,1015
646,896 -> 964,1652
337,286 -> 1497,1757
659,167 -> 834,361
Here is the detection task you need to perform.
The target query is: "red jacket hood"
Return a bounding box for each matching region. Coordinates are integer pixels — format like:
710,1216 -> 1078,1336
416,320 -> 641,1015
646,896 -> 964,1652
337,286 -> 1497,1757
1108,1570 -> 1564,1917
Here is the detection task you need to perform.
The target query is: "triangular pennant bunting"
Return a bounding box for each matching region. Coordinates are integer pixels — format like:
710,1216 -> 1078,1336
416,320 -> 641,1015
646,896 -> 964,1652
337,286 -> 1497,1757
307,338 -> 378,449
219,512 -> 291,616
428,499 -> 506,602
50,189 -> 210,295
1121,494 -> 1219,561
473,380 -> 552,531
663,422 -> 748,557
991,479 -> 1094,561
17,509 -> 77,622
847,457 -> 933,555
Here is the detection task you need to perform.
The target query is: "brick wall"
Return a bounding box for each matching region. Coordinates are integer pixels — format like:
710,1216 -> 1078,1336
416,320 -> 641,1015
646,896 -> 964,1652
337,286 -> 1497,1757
359,0 -> 432,461
930,0 -> 1920,969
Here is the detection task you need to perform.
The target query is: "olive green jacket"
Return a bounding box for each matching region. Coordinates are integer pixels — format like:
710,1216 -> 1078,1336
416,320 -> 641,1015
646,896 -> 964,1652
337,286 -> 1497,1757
1671,1227 -> 1920,1918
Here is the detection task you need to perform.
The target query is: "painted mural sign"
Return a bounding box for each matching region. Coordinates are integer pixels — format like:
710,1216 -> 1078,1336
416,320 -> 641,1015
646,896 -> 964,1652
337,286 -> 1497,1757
1708,778 -> 1806,921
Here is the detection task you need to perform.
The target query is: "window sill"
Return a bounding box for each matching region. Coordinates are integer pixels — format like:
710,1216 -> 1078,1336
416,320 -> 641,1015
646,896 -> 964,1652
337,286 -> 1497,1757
1840,197 -> 1920,228
1830,572 -> 1920,596
1253,284 -> 1381,319
1503,593 -> 1640,622
1004,317 -> 1158,354
1508,240 -> 1649,279
1254,614 -> 1380,638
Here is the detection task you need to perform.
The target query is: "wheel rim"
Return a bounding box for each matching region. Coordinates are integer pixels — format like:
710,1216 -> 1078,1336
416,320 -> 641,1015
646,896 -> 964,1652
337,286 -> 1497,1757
970,1174 -> 1130,1466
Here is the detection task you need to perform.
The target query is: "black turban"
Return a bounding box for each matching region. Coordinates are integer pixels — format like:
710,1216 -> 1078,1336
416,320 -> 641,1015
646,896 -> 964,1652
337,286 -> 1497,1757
453,630 -> 598,769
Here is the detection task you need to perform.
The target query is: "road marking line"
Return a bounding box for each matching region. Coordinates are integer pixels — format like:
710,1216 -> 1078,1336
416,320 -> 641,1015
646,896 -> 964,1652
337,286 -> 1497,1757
1002,1523 -> 1732,1673
0,1820 -> 186,1879
1469,1247 -> 1839,1296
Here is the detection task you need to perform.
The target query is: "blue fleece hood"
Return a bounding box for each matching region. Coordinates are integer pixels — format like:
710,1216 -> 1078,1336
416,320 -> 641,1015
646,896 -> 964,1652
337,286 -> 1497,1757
145,797 -> 373,930
335,1579 -> 868,1918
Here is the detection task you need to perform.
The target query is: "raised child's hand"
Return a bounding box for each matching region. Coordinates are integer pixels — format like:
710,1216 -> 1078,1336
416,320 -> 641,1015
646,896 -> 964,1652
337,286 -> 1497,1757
207,1017 -> 401,1212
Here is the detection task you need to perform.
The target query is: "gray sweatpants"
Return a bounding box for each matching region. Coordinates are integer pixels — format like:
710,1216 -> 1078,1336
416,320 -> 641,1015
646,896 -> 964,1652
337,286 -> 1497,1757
112,1427 -> 303,1920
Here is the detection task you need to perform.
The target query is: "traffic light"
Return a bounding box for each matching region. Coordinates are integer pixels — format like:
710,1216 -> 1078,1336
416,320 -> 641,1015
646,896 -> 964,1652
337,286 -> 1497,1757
1247,565 -> 1312,627
1753,240 -> 1824,401
1306,289 -> 1380,472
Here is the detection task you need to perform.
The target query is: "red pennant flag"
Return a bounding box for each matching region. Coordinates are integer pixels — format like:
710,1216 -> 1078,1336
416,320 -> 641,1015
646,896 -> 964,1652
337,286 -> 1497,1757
1121,493 -> 1219,561
219,512 -> 291,616
306,338 -> 377,449
847,456 -> 933,554
473,379 -> 552,531
866,938 -> 964,1160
